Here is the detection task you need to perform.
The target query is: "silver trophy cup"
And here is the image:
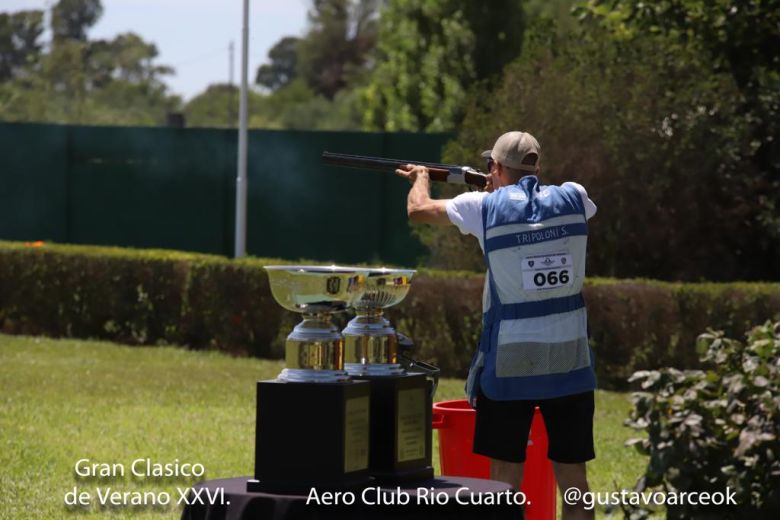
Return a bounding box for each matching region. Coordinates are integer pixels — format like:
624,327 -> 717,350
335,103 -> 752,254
264,265 -> 369,383
342,267 -> 416,376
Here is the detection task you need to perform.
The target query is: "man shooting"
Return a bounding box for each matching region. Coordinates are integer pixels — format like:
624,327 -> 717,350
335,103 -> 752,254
395,131 -> 597,520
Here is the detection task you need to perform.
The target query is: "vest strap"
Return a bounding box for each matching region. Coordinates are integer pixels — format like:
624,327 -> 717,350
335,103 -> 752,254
485,292 -> 584,324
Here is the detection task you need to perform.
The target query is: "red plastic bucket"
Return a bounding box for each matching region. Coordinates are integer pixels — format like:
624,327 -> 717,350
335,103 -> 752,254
432,399 -> 556,520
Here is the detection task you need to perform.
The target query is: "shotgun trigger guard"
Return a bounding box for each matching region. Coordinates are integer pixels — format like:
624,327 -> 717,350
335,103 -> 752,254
446,167 -> 469,184
397,332 -> 440,399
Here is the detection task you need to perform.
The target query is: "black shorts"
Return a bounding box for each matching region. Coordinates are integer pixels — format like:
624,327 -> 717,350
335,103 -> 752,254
473,389 -> 595,464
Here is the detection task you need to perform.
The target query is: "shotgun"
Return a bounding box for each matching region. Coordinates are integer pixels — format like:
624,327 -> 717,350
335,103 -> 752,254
321,151 -> 488,189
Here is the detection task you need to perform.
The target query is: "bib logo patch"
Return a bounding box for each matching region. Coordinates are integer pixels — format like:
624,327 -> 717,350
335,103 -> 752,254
521,252 -> 574,291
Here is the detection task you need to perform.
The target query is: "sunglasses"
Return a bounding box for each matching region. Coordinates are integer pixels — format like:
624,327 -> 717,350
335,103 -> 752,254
486,158 -> 495,171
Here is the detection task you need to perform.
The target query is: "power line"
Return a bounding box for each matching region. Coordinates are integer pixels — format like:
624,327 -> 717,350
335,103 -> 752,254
172,45 -> 231,70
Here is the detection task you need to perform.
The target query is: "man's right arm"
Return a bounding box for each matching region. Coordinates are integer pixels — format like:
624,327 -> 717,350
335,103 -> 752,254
395,163 -> 488,234
446,191 -> 488,239
395,165 -> 452,226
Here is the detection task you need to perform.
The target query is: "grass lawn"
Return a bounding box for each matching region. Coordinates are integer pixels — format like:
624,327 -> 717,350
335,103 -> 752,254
0,334 -> 647,519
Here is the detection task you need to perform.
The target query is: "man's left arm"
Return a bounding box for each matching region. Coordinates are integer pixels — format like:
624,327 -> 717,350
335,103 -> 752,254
395,164 -> 451,225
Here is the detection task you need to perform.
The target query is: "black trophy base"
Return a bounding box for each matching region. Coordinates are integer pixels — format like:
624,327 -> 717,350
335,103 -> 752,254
249,379 -> 371,494
353,372 -> 434,484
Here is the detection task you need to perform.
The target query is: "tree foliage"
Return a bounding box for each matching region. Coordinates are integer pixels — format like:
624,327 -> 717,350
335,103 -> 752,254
424,3 -> 779,281
0,1 -> 180,126
244,0 -> 377,130
360,0 -> 525,132
51,0 -> 103,42
580,0 -> 780,256
360,0 -> 474,132
296,0 -> 380,99
0,10 -> 43,81
181,84 -> 240,128
184,79 -> 362,131
255,36 -> 300,91
460,1 -> 526,82
86,33 -> 173,87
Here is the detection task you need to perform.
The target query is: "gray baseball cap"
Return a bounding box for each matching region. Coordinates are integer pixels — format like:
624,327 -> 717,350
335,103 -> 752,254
481,131 -> 541,172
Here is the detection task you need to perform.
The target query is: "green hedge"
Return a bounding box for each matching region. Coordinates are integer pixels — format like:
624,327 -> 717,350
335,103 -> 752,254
1,241 -> 779,389
0,242 -> 290,359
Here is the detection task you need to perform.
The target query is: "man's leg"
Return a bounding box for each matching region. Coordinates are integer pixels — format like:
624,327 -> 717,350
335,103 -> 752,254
473,389 -> 535,490
490,459 -> 524,490
553,462 -> 593,520
537,391 -> 596,520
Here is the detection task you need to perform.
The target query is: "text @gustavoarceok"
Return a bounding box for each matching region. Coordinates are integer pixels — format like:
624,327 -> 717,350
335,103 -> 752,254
65,458 -> 224,510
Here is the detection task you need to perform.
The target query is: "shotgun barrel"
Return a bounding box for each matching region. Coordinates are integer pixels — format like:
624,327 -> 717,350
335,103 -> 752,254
322,151 -> 488,189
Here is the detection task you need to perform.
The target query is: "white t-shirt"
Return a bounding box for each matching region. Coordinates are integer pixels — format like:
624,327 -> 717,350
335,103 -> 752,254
445,182 -> 597,249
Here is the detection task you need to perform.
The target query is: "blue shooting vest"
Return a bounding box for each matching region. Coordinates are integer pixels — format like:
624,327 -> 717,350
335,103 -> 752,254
465,176 -> 596,402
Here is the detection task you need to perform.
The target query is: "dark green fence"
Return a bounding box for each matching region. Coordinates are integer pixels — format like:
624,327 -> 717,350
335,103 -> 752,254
0,122 -> 453,265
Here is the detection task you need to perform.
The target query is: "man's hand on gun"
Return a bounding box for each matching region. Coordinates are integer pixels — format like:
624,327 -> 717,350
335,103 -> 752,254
484,172 -> 494,193
394,164 -> 430,184
395,163 -> 495,193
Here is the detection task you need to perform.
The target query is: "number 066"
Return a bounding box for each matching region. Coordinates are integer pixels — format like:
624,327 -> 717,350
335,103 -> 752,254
533,270 -> 570,287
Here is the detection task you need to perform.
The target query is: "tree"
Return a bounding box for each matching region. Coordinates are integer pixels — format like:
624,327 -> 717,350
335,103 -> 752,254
435,11 -> 779,281
184,84 -> 241,128
183,77 -> 363,130
579,0 -> 779,99
578,0 -> 779,278
296,0 -> 380,99
51,0 -> 103,42
0,10 -> 44,81
524,0 -> 579,35
248,0 -> 381,129
0,4 -> 179,126
255,36 -> 300,91
361,0 -> 525,132
258,79 -> 363,130
581,0 -> 780,248
85,32 -> 173,88
460,1 -> 526,82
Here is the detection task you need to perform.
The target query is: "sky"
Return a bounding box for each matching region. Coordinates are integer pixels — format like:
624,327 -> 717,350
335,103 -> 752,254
2,0 -> 310,101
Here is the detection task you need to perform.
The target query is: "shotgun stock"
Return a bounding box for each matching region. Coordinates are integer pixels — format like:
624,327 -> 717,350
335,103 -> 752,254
322,151 -> 488,189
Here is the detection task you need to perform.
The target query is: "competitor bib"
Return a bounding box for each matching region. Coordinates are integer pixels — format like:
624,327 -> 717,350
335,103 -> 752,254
521,252 -> 573,290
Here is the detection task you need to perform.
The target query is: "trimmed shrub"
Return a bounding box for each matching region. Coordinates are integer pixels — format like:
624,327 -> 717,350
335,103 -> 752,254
1,241 -> 779,389
624,322 -> 780,518
180,258 -> 288,358
585,279 -> 780,387
0,242 -> 289,358
0,243 -> 190,345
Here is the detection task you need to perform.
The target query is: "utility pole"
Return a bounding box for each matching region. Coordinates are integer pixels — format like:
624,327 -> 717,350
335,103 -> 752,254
229,41 -> 234,86
228,41 -> 234,127
234,0 -> 249,258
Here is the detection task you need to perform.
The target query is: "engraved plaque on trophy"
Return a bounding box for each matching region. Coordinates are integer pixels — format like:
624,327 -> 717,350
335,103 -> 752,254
342,268 -> 434,483
247,265 -> 372,493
